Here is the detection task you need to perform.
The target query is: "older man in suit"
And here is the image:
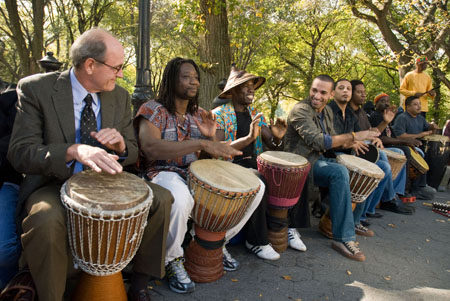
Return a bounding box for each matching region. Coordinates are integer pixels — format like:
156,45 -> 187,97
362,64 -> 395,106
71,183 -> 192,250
7,28 -> 171,301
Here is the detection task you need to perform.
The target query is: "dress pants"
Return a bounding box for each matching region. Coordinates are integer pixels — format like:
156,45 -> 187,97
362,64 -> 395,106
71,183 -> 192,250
20,181 -> 172,301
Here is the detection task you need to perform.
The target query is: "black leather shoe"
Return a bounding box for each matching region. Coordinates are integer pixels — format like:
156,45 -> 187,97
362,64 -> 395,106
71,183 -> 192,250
379,200 -> 414,215
128,289 -> 151,301
366,212 -> 383,218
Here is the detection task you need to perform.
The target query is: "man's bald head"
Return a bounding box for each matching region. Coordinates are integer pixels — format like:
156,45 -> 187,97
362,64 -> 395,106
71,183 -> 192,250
70,28 -> 118,69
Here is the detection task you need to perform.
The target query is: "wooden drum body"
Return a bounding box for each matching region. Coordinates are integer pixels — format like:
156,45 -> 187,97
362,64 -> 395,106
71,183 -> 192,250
60,170 -> 153,301
421,135 -> 450,188
257,151 -> 310,253
383,149 -> 407,181
319,155 -> 384,239
337,154 -> 384,203
184,159 -> 260,283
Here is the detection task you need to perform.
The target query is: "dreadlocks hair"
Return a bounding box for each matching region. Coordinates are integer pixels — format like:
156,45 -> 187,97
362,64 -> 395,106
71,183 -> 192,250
157,57 -> 200,115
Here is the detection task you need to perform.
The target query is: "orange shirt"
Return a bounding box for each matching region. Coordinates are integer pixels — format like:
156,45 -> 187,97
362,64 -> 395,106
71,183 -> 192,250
400,70 -> 434,112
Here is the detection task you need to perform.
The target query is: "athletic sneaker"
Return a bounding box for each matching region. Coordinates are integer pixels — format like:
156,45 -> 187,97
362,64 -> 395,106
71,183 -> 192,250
222,246 -> 239,271
165,257 -> 195,294
331,241 -> 366,261
355,223 -> 374,237
245,241 -> 280,260
287,228 -> 307,251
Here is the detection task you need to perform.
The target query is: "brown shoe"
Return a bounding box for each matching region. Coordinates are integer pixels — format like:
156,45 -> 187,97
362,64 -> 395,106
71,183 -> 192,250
318,214 -> 333,239
355,223 -> 374,237
332,241 -> 366,262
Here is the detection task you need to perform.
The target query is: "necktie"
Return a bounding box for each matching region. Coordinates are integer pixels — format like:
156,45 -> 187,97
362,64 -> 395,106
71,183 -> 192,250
80,93 -> 98,147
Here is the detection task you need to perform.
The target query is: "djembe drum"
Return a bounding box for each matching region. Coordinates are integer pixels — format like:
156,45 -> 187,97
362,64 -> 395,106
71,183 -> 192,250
408,147 -> 429,180
319,155 -> 384,239
60,170 -> 153,301
256,151 -> 310,253
383,149 -> 407,181
421,135 -> 450,188
184,159 -> 260,283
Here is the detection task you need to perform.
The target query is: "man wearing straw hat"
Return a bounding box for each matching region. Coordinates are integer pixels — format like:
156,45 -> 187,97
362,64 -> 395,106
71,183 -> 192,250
400,56 -> 436,118
213,64 -> 308,261
135,58 -> 267,294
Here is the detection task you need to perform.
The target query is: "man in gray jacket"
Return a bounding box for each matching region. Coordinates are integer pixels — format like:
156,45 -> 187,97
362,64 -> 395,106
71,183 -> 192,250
8,28 -> 171,301
285,75 -> 378,261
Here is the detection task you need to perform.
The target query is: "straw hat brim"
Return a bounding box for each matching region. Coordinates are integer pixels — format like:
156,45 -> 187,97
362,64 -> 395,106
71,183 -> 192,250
218,75 -> 266,99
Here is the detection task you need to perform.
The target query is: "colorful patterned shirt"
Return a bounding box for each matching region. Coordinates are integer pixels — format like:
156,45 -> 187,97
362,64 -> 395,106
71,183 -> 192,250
212,102 -> 267,156
135,100 -> 207,179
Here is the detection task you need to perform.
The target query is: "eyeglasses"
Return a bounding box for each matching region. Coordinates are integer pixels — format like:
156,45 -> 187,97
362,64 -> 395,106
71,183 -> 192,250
93,58 -> 123,74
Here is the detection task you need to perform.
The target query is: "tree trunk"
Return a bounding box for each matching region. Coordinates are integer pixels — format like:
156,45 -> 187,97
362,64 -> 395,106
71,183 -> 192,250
197,0 -> 231,110
431,68 -> 441,124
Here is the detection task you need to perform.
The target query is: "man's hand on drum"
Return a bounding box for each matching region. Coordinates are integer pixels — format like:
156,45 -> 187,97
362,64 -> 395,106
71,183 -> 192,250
66,144 -> 123,174
372,137 -> 384,149
401,137 -> 422,148
270,117 -> 287,140
354,128 -> 380,141
91,128 -> 126,155
248,113 -> 262,141
201,140 -> 242,160
194,110 -> 217,139
351,141 -> 369,155
419,130 -> 433,138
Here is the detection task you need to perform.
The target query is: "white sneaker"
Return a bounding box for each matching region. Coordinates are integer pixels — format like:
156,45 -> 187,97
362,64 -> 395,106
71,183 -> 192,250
288,228 -> 307,251
245,241 -> 280,260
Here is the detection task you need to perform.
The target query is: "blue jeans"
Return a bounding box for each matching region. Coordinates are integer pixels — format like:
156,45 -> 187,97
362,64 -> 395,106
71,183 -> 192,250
313,157 -> 355,242
0,182 -> 21,290
360,150 -> 396,219
383,148 -> 406,199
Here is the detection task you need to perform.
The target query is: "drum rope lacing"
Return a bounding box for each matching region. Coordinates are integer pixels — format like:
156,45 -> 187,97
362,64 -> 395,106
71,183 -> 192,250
60,183 -> 153,276
257,157 -> 311,208
188,172 -> 259,233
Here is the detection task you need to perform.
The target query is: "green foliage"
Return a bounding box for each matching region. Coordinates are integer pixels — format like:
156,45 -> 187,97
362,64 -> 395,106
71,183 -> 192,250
0,0 -> 447,123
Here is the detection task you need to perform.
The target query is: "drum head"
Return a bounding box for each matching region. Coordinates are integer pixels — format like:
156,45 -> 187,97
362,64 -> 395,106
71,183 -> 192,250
409,147 -> 429,171
336,154 -> 384,179
258,151 -> 308,167
351,144 -> 379,163
383,149 -> 407,162
189,159 -> 260,193
422,134 -> 450,144
65,170 -> 150,211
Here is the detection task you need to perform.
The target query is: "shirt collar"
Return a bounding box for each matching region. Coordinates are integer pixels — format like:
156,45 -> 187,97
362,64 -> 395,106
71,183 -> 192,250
70,68 -> 99,106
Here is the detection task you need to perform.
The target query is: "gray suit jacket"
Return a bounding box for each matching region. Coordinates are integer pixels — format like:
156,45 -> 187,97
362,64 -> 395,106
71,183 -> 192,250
7,70 -> 138,220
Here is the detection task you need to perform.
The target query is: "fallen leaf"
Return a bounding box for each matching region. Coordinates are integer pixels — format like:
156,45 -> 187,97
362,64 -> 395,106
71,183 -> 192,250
231,278 -> 239,282
384,276 -> 391,281
426,238 -> 430,242
282,275 -> 292,280
388,223 -> 396,228
346,270 -> 352,275
446,269 -> 450,272
147,285 -> 153,290
154,280 -> 162,286
296,299 -> 302,301
259,293 -> 263,297
435,219 -> 446,223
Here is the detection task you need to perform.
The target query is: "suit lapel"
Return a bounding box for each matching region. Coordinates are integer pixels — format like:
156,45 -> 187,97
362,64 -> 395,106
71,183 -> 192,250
100,92 -> 115,129
52,70 -> 76,143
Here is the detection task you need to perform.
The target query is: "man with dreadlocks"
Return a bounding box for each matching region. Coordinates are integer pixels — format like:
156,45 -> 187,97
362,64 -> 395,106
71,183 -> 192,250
134,57 -> 265,294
